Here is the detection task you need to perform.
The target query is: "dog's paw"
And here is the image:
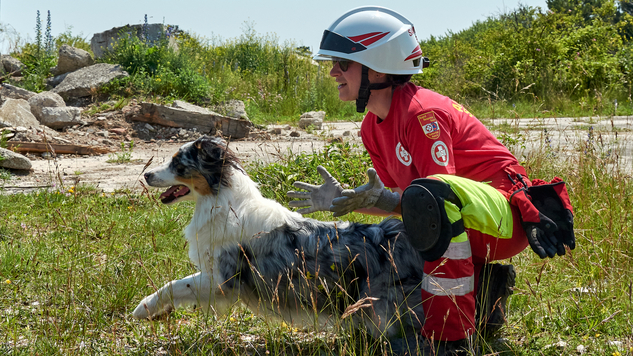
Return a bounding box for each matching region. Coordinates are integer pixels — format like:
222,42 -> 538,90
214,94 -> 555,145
133,301 -> 151,319
133,294 -> 170,320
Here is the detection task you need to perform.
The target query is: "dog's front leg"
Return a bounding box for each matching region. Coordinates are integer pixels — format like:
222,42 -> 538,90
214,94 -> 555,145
133,272 -> 213,319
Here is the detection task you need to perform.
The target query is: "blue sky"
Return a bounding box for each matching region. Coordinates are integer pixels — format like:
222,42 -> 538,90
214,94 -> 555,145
1,0 -> 548,53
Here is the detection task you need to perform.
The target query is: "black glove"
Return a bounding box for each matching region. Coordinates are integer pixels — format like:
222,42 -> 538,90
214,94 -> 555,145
522,211 -> 561,258
510,188 -> 560,258
509,176 -> 575,259
528,182 -> 575,253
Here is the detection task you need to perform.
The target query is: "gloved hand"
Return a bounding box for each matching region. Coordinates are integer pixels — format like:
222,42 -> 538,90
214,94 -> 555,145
509,187 -> 561,258
528,178 -> 575,253
287,165 -> 343,215
330,168 -> 400,217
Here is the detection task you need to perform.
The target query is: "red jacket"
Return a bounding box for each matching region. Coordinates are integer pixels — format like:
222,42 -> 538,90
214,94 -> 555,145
361,82 -> 518,190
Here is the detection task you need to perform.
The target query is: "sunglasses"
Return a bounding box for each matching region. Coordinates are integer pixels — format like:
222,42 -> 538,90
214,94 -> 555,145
332,57 -> 352,72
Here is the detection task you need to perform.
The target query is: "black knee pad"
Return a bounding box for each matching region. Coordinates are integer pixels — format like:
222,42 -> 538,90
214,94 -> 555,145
401,178 -> 463,262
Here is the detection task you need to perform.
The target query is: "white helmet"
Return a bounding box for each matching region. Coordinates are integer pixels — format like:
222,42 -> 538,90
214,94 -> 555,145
314,6 -> 425,75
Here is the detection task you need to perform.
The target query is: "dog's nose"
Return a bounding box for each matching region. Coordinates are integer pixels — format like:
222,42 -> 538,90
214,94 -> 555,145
144,172 -> 152,181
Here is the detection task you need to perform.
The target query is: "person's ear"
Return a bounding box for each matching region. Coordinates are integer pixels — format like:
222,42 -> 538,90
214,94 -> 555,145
370,70 -> 387,82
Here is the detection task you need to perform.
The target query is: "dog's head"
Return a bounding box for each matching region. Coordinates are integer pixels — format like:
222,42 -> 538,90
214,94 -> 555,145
144,135 -> 242,204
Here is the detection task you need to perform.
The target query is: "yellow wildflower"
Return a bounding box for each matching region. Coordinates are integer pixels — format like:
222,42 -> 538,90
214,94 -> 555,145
4,279 -> 10,284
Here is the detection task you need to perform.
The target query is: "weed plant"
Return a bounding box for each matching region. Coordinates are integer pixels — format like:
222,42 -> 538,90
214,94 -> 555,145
9,11 -> 92,92
106,141 -> 135,164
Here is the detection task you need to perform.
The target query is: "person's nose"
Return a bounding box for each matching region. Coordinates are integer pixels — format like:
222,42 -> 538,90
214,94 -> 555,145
330,63 -> 341,77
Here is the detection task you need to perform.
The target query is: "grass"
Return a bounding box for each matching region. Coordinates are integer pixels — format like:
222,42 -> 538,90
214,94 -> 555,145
0,125 -> 632,355
0,168 -> 11,181
83,98 -> 131,117
461,96 -> 631,122
106,141 -> 135,164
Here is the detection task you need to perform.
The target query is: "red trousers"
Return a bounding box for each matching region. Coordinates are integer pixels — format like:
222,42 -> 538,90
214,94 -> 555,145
420,166 -> 529,341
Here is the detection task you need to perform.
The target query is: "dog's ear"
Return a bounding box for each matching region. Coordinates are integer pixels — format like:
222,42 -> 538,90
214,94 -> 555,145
195,136 -> 225,163
192,136 -> 233,194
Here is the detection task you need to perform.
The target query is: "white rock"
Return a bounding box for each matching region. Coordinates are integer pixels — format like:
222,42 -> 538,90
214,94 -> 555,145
28,91 -> 66,121
53,44 -> 94,76
298,111 -> 325,130
39,107 -> 85,129
0,147 -> 32,170
0,98 -> 40,128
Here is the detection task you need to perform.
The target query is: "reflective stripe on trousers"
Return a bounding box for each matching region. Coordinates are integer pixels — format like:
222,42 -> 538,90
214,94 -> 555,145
421,235 -> 474,297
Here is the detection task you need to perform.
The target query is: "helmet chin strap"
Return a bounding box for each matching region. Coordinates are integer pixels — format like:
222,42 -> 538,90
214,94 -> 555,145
356,65 -> 392,113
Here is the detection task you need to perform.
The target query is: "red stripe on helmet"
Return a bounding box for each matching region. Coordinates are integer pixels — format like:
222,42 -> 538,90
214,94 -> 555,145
404,45 -> 423,61
348,32 -> 382,42
348,32 -> 390,46
360,32 -> 389,46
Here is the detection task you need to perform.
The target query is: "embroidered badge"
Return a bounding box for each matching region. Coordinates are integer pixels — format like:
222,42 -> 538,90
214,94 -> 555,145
431,141 -> 449,167
396,142 -> 412,166
417,111 -> 441,139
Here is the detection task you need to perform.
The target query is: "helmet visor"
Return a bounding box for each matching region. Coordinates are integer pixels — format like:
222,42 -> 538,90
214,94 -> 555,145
319,30 -> 367,54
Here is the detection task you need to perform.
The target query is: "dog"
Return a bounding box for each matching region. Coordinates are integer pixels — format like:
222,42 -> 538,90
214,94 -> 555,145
133,135 -> 426,353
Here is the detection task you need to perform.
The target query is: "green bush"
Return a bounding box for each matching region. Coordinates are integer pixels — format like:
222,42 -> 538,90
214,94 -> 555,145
101,31 -> 211,104
55,27 -> 92,54
177,26 -> 360,120
417,1 -> 633,114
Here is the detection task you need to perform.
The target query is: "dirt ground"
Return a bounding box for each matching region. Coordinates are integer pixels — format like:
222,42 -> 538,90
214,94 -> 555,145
1,105 -> 364,195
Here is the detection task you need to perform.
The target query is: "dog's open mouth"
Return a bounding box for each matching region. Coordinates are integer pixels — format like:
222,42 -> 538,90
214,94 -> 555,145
159,185 -> 191,204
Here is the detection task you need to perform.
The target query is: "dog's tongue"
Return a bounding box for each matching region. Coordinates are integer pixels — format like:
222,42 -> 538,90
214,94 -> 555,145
159,185 -> 190,203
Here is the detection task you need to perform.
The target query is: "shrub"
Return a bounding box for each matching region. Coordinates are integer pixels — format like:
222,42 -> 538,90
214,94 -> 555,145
417,1 -> 633,112
101,29 -> 211,104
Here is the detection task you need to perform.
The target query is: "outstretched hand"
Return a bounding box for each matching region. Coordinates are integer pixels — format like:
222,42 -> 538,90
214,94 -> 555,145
287,166 -> 343,215
330,168 -> 400,217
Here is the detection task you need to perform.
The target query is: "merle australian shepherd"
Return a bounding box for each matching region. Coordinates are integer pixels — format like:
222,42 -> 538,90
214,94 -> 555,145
133,135 -> 426,353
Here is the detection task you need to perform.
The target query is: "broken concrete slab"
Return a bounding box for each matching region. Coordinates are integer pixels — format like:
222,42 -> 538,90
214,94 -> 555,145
126,102 -> 252,139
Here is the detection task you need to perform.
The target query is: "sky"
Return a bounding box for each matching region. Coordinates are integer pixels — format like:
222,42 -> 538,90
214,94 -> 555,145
0,0 -> 548,54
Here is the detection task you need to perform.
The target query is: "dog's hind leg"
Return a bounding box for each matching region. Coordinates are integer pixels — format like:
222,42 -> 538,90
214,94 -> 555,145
133,272 -> 216,319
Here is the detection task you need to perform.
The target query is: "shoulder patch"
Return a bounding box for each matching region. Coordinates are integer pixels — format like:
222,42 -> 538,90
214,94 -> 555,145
396,142 -> 412,166
417,111 -> 441,140
431,141 -> 449,167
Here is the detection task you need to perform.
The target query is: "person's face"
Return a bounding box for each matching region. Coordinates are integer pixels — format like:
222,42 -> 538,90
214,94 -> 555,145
329,58 -> 361,102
